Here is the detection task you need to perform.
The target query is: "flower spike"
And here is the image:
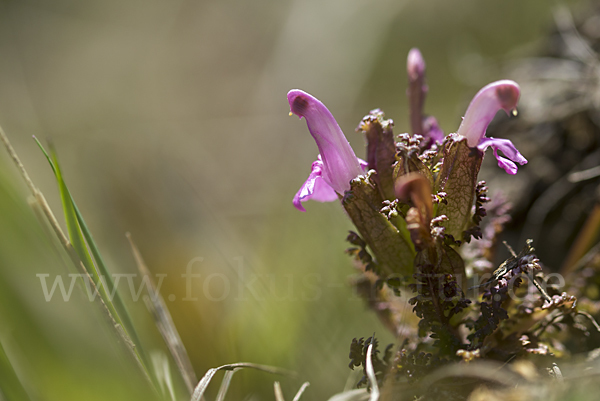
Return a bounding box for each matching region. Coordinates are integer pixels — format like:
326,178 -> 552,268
288,90 -> 364,211
406,48 -> 427,137
406,49 -> 444,145
457,80 -> 527,174
407,48 -> 426,82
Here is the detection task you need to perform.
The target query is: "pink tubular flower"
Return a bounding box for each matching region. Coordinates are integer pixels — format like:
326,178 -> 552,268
288,89 -> 365,211
457,80 -> 528,175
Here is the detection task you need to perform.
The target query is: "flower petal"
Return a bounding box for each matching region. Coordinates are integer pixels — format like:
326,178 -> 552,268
288,89 -> 363,194
358,158 -> 369,171
457,80 -> 520,147
293,158 -> 339,212
493,149 -> 518,175
478,137 -> 528,174
478,137 -> 527,164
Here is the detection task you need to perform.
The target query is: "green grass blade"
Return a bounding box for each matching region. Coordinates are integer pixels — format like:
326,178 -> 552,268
33,138 -> 115,311
0,340 -> 31,401
69,188 -> 147,364
32,137 -> 153,386
33,139 -> 124,319
33,138 -> 96,277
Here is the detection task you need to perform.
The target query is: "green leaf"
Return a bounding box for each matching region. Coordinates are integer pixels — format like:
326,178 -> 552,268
343,175 -> 415,277
434,137 -> 483,240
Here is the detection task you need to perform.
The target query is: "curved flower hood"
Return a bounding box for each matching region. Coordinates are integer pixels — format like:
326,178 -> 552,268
288,89 -> 365,211
457,80 -> 528,174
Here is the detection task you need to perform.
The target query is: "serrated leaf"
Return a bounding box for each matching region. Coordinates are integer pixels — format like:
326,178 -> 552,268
439,244 -> 467,290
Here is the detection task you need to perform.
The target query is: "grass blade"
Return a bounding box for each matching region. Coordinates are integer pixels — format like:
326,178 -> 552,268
0,134 -> 155,389
128,233 -> 198,395
215,370 -> 237,401
32,137 -> 96,275
151,352 -> 177,401
273,382 -> 285,401
365,343 -> 379,401
1,126 -> 160,394
292,382 -> 310,401
0,340 -> 31,401
325,389 -> 369,401
32,137 -> 151,378
191,363 -> 293,401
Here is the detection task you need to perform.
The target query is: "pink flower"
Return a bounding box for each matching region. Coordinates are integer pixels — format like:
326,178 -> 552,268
457,80 -> 528,174
288,90 -> 365,211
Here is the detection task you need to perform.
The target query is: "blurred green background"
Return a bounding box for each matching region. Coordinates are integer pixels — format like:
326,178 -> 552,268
0,0 -> 588,399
